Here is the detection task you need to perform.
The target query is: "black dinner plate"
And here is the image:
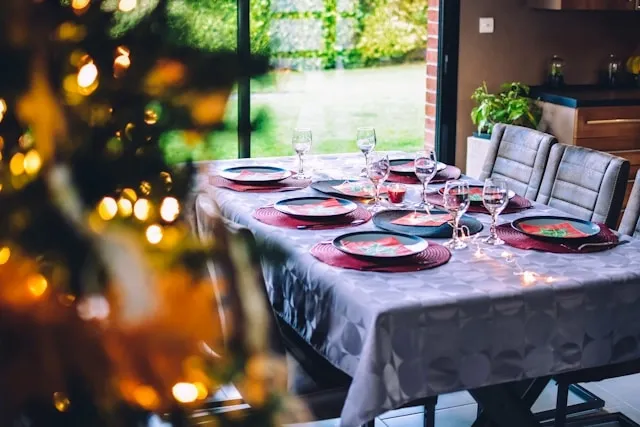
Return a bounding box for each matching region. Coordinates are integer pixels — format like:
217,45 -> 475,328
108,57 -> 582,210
219,165 -> 292,184
333,231 -> 429,260
373,209 -> 483,238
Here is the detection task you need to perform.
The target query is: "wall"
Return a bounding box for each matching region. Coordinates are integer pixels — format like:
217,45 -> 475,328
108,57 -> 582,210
456,0 -> 640,168
425,0 -> 440,150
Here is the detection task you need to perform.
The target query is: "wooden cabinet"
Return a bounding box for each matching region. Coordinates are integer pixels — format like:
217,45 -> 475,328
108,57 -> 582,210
539,103 -> 640,214
528,0 -> 640,10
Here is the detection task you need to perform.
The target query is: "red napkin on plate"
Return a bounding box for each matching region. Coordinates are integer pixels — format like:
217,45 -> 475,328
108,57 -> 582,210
287,198 -> 345,215
236,170 -> 286,180
342,236 -> 413,257
391,212 -> 451,226
518,221 -> 590,238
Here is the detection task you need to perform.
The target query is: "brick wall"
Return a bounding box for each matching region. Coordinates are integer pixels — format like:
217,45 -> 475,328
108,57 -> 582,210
425,0 -> 439,151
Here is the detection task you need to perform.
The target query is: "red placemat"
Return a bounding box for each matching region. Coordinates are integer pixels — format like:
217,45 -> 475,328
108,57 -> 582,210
496,222 -> 618,253
387,165 -> 462,185
425,193 -> 532,214
253,206 -> 372,230
210,174 -> 311,192
310,241 -> 451,272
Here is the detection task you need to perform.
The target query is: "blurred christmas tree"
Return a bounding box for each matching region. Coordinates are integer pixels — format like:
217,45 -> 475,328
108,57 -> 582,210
0,0 -> 299,426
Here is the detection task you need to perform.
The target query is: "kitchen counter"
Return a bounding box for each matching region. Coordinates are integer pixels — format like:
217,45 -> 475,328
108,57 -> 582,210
530,85 -> 640,108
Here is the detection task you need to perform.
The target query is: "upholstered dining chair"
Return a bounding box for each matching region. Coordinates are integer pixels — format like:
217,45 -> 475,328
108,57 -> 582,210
619,169 -> 640,237
479,124 -> 558,200
192,194 -> 438,427
536,144 -> 630,230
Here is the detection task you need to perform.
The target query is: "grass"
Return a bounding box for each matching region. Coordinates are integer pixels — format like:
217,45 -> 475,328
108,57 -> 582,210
162,63 -> 426,163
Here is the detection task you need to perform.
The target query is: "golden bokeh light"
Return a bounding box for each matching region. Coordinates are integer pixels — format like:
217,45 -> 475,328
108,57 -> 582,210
117,198 -> 133,217
71,0 -> 90,10
132,385 -> 160,410
10,153 -> 25,175
139,181 -> 152,196
144,109 -> 159,125
160,197 -> 180,222
172,382 -> 198,404
0,247 -> 11,265
97,197 -> 118,221
77,295 -> 110,321
77,62 -> 98,88
118,0 -> 137,12
53,392 -> 71,412
145,224 -> 163,244
23,149 -> 42,175
133,198 -> 150,221
195,382 -> 208,400
0,98 -> 6,122
27,274 -> 48,298
121,187 -> 137,201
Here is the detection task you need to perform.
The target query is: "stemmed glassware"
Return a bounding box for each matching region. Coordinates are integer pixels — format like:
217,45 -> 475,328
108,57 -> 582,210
443,180 -> 470,250
292,128 -> 312,179
356,127 -> 376,177
482,177 -> 509,245
366,152 -> 390,212
414,149 -> 438,212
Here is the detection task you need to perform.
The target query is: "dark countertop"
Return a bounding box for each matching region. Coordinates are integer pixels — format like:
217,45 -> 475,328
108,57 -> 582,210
529,85 -> 640,108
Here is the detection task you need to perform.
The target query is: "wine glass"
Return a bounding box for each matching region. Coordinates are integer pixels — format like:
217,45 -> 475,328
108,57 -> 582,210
356,127 -> 376,177
292,128 -> 312,179
443,180 -> 470,250
366,152 -> 390,212
482,177 -> 509,245
414,150 -> 438,212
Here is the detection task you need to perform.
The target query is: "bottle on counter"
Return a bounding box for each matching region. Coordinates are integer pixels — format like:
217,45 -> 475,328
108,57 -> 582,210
603,54 -> 622,87
547,55 -> 565,88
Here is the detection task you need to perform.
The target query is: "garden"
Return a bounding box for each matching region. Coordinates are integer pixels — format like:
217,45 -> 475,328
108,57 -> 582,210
124,0 -> 429,161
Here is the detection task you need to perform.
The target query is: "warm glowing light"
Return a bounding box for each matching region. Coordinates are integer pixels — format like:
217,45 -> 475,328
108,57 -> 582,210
97,197 -> 118,220
145,224 -> 163,244
10,153 -> 25,175
113,54 -> 131,78
121,187 -> 137,201
0,247 -> 11,265
77,295 -> 110,320
545,276 -> 556,283
23,149 -> 42,175
53,392 -> 71,412
144,109 -> 159,125
0,98 -> 6,122
118,198 -> 133,217
71,0 -> 90,10
27,274 -> 48,297
77,62 -> 98,88
160,197 -> 180,222
132,385 -> 160,410
139,180 -> 151,195
133,198 -> 150,220
118,0 -> 137,11
172,382 -> 199,403
195,382 -> 208,400
521,271 -> 537,286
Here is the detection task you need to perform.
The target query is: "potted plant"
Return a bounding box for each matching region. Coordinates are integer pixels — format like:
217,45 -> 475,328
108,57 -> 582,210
466,82 -> 542,179
471,82 -> 542,139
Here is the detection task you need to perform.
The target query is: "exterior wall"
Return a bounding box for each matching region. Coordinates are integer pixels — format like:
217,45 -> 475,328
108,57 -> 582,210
425,0 -> 440,150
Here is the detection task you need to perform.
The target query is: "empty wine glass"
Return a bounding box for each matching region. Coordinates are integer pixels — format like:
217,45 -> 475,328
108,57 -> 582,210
482,177 -> 509,245
414,150 -> 438,212
292,128 -> 312,179
366,152 -> 390,212
443,180 -> 470,250
356,127 -> 376,177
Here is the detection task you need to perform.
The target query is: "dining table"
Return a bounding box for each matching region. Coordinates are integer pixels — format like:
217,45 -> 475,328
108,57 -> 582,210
194,152 -> 640,427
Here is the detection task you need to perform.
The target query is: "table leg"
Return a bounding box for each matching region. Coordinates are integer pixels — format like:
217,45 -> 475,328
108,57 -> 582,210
472,378 -> 550,427
469,383 -> 544,427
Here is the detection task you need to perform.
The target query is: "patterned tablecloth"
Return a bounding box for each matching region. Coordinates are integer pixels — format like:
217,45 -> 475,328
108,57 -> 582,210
194,153 -> 640,427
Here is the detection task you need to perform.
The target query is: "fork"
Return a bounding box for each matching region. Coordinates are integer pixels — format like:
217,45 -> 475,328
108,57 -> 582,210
561,240 -> 630,252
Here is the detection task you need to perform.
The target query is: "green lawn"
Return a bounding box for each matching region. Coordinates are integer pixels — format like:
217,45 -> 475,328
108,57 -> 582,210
162,63 -> 426,163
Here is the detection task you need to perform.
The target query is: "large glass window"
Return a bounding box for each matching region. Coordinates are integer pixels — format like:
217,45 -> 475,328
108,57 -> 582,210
161,0 -> 429,161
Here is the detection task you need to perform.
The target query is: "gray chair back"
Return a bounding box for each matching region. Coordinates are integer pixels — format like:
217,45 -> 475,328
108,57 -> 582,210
619,170 -> 640,237
536,144 -> 630,229
479,124 -> 558,200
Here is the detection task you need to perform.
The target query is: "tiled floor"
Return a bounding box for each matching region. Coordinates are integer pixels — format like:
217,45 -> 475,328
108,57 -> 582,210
290,374 -> 640,427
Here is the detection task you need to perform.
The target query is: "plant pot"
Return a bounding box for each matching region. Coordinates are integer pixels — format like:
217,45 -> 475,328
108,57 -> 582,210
466,135 -> 491,180
472,131 -> 491,140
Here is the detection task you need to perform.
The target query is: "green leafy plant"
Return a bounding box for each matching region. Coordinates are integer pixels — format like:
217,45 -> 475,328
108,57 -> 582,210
471,82 -> 542,135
